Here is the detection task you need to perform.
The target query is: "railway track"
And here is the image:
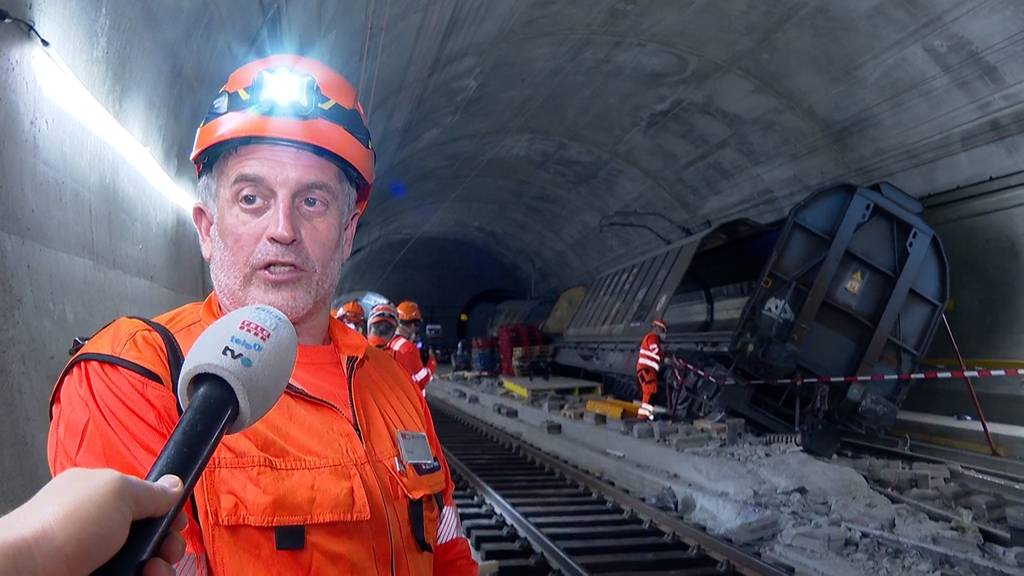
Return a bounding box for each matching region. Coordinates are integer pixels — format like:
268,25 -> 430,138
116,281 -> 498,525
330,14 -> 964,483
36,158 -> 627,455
840,434 -> 1024,483
839,435 -> 1024,549
431,401 -> 788,576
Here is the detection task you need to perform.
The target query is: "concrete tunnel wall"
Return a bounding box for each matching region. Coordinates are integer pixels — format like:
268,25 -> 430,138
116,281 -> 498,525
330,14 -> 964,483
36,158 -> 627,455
900,175 -> 1024,424
0,2 -> 249,511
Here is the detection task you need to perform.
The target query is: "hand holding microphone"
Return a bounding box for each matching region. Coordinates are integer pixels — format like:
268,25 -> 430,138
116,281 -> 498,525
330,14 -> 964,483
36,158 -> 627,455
0,469 -> 187,576
94,304 -> 297,575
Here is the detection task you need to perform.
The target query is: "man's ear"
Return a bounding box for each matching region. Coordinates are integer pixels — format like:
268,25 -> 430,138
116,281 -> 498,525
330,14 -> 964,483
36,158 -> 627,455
192,203 -> 215,262
340,209 -> 361,261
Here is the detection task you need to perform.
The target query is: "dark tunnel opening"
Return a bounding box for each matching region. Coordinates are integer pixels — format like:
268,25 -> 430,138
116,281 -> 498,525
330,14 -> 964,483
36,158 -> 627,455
456,288 -> 524,342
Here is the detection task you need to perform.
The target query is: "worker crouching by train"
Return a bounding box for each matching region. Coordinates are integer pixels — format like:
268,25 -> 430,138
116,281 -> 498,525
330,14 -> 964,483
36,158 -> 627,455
636,318 -> 668,420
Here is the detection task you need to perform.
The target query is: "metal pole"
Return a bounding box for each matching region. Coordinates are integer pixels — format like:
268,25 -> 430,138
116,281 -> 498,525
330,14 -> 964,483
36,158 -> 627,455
794,376 -> 801,433
941,312 -> 999,456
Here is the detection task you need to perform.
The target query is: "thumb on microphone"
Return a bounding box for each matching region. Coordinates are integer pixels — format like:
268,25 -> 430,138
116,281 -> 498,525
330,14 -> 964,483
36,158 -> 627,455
124,475 -> 190,576
126,475 -> 184,522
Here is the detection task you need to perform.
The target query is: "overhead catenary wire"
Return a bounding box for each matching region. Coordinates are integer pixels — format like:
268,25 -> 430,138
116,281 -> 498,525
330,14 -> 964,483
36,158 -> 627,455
357,0 -> 377,97
364,0 -> 391,124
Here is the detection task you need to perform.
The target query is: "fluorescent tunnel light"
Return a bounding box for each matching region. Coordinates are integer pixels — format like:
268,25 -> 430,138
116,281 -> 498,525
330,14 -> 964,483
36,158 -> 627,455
31,46 -> 195,211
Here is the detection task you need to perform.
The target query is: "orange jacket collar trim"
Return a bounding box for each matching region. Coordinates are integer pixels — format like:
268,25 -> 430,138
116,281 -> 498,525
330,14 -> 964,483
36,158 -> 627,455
198,293 -> 369,360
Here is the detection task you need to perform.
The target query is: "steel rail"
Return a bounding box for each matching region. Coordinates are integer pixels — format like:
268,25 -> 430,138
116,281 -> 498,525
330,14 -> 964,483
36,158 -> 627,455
443,447 -> 588,576
840,436 -> 1024,484
433,398 -> 789,576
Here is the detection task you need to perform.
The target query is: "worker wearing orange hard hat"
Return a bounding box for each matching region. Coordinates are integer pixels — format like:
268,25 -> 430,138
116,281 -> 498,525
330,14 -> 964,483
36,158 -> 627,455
48,55 -> 476,575
337,299 -> 367,335
367,302 -> 399,349
636,318 -> 668,420
389,301 -> 437,393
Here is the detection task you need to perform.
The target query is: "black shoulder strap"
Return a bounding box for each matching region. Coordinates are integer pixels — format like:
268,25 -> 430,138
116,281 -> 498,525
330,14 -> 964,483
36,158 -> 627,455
57,315 -> 201,529
408,499 -> 434,553
129,316 -> 185,404
54,317 -> 184,419
68,319 -> 116,357
122,318 -> 202,530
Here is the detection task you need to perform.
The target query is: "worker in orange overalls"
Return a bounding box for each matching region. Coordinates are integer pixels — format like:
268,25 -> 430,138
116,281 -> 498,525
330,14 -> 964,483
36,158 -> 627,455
337,298 -> 367,335
390,301 -> 437,394
47,55 -> 476,575
636,318 -> 668,420
367,302 -> 399,349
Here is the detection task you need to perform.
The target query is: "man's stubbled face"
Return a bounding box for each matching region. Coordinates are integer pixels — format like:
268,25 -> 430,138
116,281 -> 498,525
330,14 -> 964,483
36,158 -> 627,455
194,144 -> 359,328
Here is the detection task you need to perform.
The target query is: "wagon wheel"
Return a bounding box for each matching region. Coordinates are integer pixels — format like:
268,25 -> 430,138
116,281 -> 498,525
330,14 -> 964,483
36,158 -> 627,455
689,376 -> 726,422
799,384 -> 840,457
671,360 -> 726,421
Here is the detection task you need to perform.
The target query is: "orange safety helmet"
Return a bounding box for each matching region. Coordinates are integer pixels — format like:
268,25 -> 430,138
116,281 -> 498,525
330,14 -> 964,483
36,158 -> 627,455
652,318 -> 668,331
396,301 -> 422,323
339,299 -> 365,323
368,303 -> 398,326
190,55 -> 375,212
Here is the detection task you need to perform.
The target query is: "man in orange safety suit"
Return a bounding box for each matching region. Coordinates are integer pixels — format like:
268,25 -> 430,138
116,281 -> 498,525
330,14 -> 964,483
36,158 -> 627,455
47,55 -> 476,575
367,302 -> 399,349
390,301 -> 437,394
636,318 -> 668,420
337,298 -> 367,335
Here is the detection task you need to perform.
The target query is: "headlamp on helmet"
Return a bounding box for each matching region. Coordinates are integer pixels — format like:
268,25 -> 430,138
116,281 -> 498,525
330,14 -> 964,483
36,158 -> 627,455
253,68 -> 319,117
191,55 -> 376,211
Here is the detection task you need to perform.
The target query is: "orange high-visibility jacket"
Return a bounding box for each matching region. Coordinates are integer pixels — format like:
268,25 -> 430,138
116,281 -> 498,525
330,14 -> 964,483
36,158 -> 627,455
48,294 -> 477,576
388,336 -> 432,392
636,331 -> 662,375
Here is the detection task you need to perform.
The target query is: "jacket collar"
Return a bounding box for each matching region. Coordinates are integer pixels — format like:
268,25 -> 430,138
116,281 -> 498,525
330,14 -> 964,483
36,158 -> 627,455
199,293 -> 369,361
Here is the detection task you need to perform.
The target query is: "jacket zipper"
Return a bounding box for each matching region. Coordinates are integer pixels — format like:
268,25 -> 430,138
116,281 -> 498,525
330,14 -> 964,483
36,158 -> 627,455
346,357 -> 363,440
285,383 -> 342,412
346,356 -> 396,576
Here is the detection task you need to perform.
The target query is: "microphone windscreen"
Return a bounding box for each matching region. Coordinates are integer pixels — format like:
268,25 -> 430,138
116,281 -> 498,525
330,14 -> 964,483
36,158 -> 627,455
177,304 -> 297,433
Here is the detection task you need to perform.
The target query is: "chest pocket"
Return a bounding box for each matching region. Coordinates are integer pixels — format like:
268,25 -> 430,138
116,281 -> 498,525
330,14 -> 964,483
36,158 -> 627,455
205,456 -> 371,527
386,456 -> 447,553
201,455 -> 374,575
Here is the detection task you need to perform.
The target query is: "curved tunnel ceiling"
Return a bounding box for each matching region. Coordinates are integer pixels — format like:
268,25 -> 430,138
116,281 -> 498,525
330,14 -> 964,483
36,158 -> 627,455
46,0 -> 1024,300
341,0 -> 1024,297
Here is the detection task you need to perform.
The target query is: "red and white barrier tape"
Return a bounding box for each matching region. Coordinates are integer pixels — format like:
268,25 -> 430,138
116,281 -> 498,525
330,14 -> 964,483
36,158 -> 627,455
672,359 -> 1024,387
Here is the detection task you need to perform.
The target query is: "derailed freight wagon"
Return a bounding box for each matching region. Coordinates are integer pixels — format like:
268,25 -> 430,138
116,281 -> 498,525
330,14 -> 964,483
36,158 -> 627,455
555,183 -> 949,454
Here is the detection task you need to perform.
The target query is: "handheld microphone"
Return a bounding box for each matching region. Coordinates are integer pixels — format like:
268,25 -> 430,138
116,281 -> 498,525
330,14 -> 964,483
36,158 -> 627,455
94,304 -> 297,575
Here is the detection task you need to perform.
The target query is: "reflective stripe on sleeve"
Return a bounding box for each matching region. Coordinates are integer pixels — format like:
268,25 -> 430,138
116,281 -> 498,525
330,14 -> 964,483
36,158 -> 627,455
639,349 -> 661,361
637,358 -> 660,371
175,552 -> 208,576
436,504 -> 465,544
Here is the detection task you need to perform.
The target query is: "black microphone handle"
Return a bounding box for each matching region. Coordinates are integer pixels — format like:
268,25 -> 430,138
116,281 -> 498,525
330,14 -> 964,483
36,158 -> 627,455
93,374 -> 239,575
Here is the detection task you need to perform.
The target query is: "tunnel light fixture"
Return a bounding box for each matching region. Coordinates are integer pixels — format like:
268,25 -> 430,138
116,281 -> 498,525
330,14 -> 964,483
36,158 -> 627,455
30,46 -> 195,212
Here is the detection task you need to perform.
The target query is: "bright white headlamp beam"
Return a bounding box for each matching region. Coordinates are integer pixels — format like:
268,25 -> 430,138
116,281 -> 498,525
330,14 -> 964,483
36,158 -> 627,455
259,69 -> 311,107
30,46 -> 195,212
